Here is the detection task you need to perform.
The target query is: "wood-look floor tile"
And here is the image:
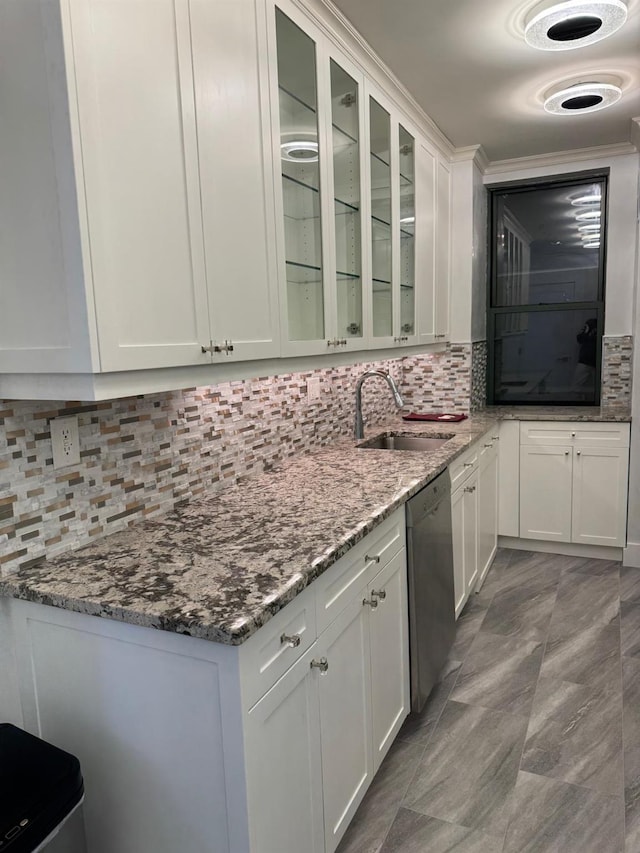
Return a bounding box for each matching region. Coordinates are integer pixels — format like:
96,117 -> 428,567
621,602 -> 640,658
541,623 -> 621,692
402,700 -> 527,838
548,572 -> 620,639
521,676 -> 623,795
620,567 -> 640,605
479,583 -> 557,644
503,771 -> 624,853
337,739 -> 425,853
451,632 -> 543,716
379,808 -> 503,853
398,658 -> 461,747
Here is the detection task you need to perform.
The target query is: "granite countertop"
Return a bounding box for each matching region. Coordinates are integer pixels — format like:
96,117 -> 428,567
487,404 -> 631,422
0,404 -> 630,645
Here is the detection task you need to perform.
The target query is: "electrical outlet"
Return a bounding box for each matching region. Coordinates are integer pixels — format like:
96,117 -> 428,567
50,415 -> 80,469
307,376 -> 321,402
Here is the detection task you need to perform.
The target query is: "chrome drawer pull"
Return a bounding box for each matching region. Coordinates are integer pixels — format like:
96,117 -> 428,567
363,597 -> 379,609
484,443 -> 493,448
310,657 -> 328,672
464,486 -> 476,493
492,436 -> 499,441
280,633 -> 301,648
372,589 -> 386,601
463,463 -> 474,468
365,554 -> 381,563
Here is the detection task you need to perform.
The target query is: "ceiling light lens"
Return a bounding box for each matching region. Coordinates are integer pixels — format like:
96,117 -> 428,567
583,241 -> 601,248
579,224 -> 601,231
547,15 -> 603,41
525,1 -> 628,51
576,210 -> 601,220
544,82 -> 622,114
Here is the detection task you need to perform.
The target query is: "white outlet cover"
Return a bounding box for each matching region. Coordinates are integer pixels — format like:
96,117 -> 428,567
50,415 -> 81,469
307,376 -> 321,402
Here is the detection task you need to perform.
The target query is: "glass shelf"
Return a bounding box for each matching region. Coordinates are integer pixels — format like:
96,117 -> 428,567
285,260 -> 360,282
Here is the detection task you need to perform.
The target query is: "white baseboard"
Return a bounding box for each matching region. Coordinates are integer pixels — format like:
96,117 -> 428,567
623,542 -> 640,568
498,536 -> 623,562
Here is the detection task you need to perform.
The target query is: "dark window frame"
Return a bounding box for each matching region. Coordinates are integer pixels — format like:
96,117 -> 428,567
486,169 -> 609,406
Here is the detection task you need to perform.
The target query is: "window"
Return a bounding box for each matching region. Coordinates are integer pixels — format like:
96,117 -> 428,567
487,173 -> 607,405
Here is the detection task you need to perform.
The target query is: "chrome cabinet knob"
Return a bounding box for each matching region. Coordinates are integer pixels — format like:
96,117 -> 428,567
492,436 -> 499,441
463,463 -> 474,468
565,450 -> 570,456
363,596 -> 379,608
571,432 -> 576,437
365,554 -> 381,563
372,589 -> 386,601
464,485 -> 476,493
280,633 -> 301,648
576,450 -> 581,456
310,657 -> 329,672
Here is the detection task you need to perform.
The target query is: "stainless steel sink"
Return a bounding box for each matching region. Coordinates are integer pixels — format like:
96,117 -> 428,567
357,434 -> 453,452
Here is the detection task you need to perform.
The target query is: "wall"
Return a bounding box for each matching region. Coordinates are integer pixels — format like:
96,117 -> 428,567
0,347 -> 475,576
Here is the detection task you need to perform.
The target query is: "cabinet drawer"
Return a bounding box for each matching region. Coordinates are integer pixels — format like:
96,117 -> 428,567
241,583 -> 316,709
315,509 -> 405,634
520,421 -> 629,448
449,446 -> 478,490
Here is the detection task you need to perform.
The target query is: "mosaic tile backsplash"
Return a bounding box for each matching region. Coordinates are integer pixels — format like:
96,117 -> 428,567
0,348 -> 473,575
602,335 -> 633,406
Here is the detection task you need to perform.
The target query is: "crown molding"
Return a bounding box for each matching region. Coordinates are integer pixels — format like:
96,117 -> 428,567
302,0 -> 456,160
632,117 -> 640,152
484,140 -> 639,176
451,145 -> 490,172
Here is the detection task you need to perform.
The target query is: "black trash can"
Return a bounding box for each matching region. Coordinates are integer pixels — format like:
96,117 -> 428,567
0,724 -> 87,852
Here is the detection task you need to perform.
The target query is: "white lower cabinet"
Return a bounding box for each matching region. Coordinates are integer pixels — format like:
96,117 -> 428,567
5,508 -> 408,853
368,550 -> 410,771
518,422 -> 630,548
245,645 -> 325,853
477,439 -> 499,586
452,468 -> 478,618
451,430 -> 500,618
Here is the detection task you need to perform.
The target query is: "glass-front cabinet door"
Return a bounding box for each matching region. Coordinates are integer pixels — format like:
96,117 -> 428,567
328,57 -> 365,350
273,7 -> 327,353
367,86 -> 420,348
398,125 -> 416,339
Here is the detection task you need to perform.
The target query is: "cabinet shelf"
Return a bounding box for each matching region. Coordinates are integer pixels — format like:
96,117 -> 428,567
279,85 -> 358,146
285,260 -> 360,283
283,174 -> 359,215
371,214 -> 413,238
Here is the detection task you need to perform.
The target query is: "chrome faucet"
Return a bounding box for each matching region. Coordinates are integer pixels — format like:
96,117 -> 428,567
354,370 -> 404,440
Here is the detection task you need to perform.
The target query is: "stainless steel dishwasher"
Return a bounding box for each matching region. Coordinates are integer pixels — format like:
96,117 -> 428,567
406,469 -> 456,713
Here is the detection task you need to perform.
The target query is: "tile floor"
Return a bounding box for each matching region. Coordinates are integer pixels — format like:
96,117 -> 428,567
337,548 -> 640,853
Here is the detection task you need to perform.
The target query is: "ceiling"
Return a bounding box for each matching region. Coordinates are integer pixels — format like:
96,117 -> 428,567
330,0 -> 640,162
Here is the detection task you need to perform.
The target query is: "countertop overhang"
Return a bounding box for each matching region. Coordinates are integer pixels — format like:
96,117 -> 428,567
0,404 -> 630,645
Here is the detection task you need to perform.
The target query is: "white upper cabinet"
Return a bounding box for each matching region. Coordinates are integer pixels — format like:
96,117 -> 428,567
366,85 -> 420,350
190,0 -> 280,362
1,0 -> 455,398
0,0 -> 279,390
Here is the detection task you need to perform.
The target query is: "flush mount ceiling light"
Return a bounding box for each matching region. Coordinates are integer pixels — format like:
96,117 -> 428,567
544,81 -> 622,114
579,223 -> 601,231
576,209 -> 601,220
280,140 -> 319,163
525,1 -> 628,50
571,193 -> 602,205
583,241 -> 601,248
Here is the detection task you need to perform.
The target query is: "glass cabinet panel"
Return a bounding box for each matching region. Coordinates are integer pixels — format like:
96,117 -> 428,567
275,10 -> 324,342
369,98 -> 392,338
399,126 -> 415,335
330,60 -> 362,341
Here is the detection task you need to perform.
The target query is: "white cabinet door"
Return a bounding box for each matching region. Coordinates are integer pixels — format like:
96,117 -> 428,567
316,595 -> 373,853
416,140 -> 436,344
451,483 -> 466,618
69,0 -> 211,371
477,442 -> 498,587
434,157 -> 451,341
498,421 -> 520,537
572,446 -> 629,547
368,550 -> 409,773
452,470 -> 478,618
245,645 -> 324,853
464,472 -> 479,596
520,445 -> 573,542
190,0 -> 280,362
